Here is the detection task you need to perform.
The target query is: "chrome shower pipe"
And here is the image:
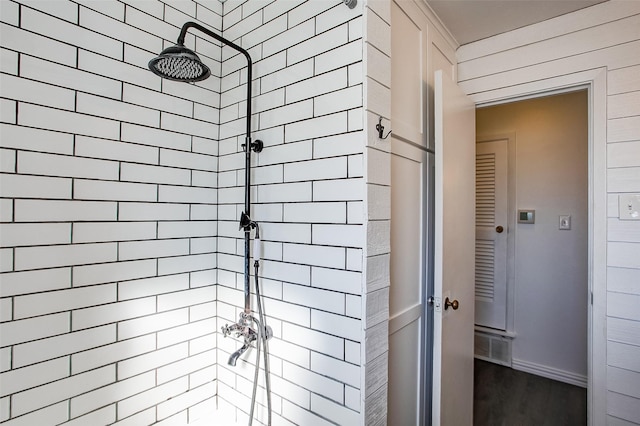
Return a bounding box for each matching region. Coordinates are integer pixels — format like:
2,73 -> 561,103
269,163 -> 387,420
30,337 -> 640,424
175,22 -> 262,316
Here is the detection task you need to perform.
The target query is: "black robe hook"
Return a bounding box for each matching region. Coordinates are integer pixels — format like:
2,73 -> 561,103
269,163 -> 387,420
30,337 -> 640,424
376,116 -> 392,139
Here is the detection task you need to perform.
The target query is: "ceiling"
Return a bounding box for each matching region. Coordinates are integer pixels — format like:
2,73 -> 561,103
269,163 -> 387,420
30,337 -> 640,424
425,0 -> 608,46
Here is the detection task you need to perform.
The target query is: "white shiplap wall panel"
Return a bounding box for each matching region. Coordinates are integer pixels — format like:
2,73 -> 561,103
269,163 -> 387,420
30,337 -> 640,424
608,141 -> 640,169
459,13 -> 640,82
608,366 -> 640,400
457,2 -> 640,423
608,266 -> 640,295
608,415 -> 640,426
608,341 -> 640,372
607,292 -> 640,322
608,167 -> 640,192
609,91 -> 640,119
460,39 -> 640,97
457,1 -> 640,62
608,391 -> 640,424
608,218 -> 640,243
608,64 -> 640,95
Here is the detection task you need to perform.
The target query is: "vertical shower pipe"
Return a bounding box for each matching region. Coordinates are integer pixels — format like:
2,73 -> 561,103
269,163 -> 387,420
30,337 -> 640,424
176,22 -> 258,316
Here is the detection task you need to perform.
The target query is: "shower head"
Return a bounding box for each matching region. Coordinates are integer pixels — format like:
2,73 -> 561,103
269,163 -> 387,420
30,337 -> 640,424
148,44 -> 211,82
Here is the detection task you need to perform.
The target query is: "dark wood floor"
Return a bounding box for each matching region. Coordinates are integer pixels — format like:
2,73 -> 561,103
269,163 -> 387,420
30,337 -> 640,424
474,359 -> 587,426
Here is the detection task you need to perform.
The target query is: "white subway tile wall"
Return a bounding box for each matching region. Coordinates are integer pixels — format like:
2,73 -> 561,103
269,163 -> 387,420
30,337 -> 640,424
0,0 -> 221,424
0,0 -> 376,425
216,1 -> 368,424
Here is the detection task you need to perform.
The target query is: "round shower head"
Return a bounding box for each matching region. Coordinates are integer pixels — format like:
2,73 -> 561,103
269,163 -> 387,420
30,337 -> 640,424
148,44 -> 211,82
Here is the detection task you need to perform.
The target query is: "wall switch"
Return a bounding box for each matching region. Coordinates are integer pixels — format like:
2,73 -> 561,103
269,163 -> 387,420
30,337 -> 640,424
559,215 -> 571,230
619,194 -> 640,220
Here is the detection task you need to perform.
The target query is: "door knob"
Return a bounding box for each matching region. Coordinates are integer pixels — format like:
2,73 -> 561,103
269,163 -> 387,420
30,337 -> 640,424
496,225 -> 504,233
444,297 -> 459,310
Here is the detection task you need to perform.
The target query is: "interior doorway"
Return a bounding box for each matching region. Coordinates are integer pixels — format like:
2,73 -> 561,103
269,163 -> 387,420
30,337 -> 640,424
472,90 -> 590,423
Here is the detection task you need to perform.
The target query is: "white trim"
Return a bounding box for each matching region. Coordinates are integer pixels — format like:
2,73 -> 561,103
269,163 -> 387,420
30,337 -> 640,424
467,70 -> 599,106
476,85 -> 589,108
588,68 -> 608,426
512,358 -> 588,388
469,67 -> 608,426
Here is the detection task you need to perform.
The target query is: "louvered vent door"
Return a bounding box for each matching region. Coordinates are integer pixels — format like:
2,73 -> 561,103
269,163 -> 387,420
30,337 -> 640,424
475,139 -> 508,330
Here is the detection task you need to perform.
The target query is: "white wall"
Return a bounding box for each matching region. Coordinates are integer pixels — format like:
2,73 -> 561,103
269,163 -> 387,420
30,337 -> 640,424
477,91 -> 589,384
458,2 -> 640,423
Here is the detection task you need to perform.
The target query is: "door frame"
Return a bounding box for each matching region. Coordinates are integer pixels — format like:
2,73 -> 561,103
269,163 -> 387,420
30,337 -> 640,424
466,68 -> 607,425
422,151 -> 435,426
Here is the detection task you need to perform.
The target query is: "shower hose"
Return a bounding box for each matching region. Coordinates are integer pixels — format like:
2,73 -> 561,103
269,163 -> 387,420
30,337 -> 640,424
248,258 -> 272,426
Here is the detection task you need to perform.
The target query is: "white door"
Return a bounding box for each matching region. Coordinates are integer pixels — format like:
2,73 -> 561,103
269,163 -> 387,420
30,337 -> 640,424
475,139 -> 508,330
432,70 -> 476,425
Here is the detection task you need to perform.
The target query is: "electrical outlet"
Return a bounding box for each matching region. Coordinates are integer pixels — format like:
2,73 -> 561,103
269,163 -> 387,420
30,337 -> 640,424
559,215 -> 571,230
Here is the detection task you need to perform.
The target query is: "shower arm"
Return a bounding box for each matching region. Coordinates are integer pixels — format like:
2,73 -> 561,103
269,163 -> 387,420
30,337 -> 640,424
177,22 -> 262,316
177,22 -> 252,141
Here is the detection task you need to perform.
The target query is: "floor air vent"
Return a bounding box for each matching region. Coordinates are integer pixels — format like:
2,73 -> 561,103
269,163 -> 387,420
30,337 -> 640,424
474,330 -> 512,367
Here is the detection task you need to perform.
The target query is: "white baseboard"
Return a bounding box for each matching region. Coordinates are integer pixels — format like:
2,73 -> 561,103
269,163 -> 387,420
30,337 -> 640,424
512,358 -> 587,388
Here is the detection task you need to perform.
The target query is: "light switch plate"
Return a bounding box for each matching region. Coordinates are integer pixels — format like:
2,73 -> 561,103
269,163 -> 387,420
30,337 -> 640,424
619,194 -> 640,220
559,215 -> 571,230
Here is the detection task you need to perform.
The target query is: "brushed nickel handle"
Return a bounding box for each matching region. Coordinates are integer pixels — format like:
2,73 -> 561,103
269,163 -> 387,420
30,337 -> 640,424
444,297 -> 459,310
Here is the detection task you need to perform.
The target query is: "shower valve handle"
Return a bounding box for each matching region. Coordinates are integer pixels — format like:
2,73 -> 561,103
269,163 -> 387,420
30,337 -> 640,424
221,323 -> 244,338
222,322 -> 259,342
221,324 -> 234,337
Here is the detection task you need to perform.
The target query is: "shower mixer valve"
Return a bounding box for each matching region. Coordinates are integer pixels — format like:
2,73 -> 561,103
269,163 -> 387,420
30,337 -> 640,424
221,312 -> 272,341
222,314 -> 273,341
221,322 -> 253,339
222,313 -> 253,337
222,314 -> 273,368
